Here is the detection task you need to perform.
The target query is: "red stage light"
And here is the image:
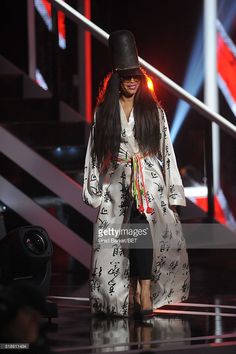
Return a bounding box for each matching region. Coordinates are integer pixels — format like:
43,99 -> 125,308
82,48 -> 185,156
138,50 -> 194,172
146,76 -> 154,92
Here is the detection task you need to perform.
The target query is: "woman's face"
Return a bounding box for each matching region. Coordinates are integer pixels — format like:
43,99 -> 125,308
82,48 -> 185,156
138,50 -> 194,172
120,75 -> 141,98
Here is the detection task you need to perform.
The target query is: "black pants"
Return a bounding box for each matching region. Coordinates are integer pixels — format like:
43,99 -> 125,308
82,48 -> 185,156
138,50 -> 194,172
129,200 -> 153,280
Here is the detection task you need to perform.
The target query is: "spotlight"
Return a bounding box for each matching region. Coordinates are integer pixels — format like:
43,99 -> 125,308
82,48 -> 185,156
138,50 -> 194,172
24,230 -> 48,255
146,76 -> 154,92
0,226 -> 53,296
55,147 -> 62,153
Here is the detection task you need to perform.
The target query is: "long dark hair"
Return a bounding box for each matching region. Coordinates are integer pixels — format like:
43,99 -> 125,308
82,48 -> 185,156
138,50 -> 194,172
92,68 -> 162,171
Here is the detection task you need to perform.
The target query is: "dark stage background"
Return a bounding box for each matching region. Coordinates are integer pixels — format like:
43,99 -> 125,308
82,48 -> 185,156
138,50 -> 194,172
0,0 -> 236,216
0,0 -> 203,114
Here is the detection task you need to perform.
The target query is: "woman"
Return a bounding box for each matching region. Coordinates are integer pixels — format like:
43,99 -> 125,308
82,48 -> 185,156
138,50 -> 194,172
83,30 -> 190,317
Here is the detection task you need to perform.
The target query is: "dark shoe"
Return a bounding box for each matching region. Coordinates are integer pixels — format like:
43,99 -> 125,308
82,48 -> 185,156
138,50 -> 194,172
139,308 -> 154,317
130,295 -> 142,318
133,300 -> 153,318
139,295 -> 154,318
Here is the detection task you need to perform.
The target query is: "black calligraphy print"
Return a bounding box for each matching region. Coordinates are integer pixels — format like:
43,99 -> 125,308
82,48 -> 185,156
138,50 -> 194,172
91,260 -> 102,278
160,241 -> 170,253
146,190 -> 154,203
169,261 -> 178,270
154,182 -> 164,198
90,279 -> 101,293
163,127 -> 167,140
119,146 -> 129,160
152,292 -> 159,301
144,159 -> 154,168
162,226 -> 171,239
151,172 -> 158,178
113,246 -> 124,257
161,200 -> 167,215
169,185 -> 178,200
121,294 -> 129,316
121,129 -> 126,137
165,145 -> 171,156
91,297 -> 103,313
83,196 -> 89,205
90,174 -> 97,181
90,186 -> 100,195
118,181 -> 130,216
98,218 -> 110,230
103,188 -> 112,203
91,153 -> 100,169
121,171 -> 126,179
177,240 -> 183,252
182,278 -> 189,292
166,158 -> 171,170
108,261 -> 120,295
167,288 -> 174,298
101,207 -> 108,215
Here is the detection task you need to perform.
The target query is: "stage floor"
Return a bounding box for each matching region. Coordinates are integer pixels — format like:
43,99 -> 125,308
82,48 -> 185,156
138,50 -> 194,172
45,273 -> 236,354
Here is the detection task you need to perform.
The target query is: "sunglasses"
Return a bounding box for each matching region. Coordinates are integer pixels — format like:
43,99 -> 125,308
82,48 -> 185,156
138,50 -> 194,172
120,75 -> 141,82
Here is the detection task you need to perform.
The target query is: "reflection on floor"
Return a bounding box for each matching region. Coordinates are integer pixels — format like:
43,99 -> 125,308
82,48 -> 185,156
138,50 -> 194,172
45,273 -> 236,353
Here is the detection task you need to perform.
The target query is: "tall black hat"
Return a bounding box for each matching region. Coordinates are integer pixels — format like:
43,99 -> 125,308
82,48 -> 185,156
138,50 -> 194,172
109,30 -> 142,76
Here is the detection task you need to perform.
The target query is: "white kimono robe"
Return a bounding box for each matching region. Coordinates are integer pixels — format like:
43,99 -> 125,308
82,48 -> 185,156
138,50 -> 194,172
83,103 -> 190,316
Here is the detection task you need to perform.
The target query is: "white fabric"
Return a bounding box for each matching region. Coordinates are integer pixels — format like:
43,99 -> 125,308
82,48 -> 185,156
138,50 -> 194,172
83,105 -> 190,316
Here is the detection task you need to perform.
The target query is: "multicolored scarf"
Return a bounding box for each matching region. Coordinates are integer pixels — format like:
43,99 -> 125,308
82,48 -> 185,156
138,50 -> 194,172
117,153 -> 154,215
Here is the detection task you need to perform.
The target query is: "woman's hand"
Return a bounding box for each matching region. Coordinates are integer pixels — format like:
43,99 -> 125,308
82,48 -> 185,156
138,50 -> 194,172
169,205 -> 177,213
169,205 -> 180,223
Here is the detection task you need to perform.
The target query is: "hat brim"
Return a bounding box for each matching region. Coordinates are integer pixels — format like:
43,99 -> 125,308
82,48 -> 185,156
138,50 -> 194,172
117,67 -> 142,77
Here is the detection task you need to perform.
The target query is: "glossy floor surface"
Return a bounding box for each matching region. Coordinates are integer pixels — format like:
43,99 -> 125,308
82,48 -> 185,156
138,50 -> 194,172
45,266 -> 236,354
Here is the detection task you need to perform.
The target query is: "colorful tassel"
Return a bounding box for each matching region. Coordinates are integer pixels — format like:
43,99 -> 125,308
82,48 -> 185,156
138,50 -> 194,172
117,152 -> 154,216
146,206 -> 154,214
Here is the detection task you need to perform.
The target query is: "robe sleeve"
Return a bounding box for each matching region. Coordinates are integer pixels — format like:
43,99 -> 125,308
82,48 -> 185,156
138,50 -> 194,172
159,108 -> 186,207
82,119 -> 102,208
